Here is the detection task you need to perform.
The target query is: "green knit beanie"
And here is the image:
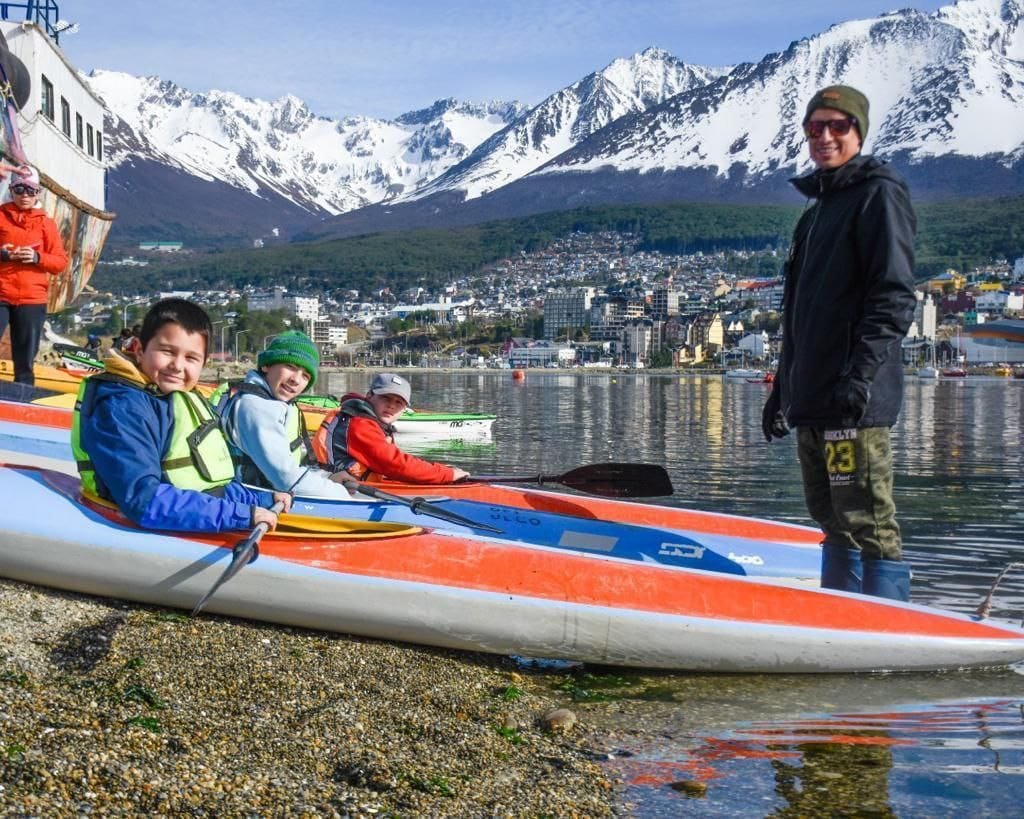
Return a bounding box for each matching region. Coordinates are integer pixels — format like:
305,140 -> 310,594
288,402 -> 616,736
257,331 -> 319,390
804,85 -> 869,141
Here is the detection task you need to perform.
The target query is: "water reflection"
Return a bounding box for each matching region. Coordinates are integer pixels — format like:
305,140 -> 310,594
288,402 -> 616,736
323,370 -> 1024,815
608,697 -> 1024,817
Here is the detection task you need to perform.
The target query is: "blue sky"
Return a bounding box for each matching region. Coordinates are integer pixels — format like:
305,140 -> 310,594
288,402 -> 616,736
57,0 -> 949,119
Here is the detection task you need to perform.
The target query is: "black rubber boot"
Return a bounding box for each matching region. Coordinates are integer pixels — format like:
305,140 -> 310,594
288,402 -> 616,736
820,546 -> 863,593
862,559 -> 911,602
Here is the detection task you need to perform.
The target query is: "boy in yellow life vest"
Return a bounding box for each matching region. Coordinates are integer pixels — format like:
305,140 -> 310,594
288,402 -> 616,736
71,298 -> 291,532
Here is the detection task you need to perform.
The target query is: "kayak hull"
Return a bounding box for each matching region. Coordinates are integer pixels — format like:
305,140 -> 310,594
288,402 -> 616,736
2,464 -> 1024,673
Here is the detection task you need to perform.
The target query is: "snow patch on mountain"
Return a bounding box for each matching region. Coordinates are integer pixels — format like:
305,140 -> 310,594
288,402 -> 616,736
401,47 -> 726,202
85,70 -> 525,215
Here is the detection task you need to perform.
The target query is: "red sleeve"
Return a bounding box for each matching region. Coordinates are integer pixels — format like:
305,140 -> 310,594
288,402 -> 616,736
38,217 -> 68,274
346,417 -> 456,484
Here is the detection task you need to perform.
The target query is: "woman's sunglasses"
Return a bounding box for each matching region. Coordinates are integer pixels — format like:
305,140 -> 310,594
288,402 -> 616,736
10,184 -> 39,196
803,116 -> 858,139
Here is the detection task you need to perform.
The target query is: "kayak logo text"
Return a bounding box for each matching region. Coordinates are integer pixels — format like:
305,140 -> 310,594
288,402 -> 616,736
727,552 -> 765,566
658,543 -> 706,560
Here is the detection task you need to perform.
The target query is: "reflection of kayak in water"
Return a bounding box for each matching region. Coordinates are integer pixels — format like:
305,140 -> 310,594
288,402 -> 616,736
398,435 -> 496,457
4,461 -> 1024,672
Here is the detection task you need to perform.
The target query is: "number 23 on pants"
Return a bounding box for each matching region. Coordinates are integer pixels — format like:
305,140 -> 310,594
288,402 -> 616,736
824,429 -> 857,486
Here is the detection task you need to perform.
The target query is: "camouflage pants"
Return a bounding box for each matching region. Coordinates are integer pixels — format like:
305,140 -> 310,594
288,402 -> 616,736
796,426 -> 902,561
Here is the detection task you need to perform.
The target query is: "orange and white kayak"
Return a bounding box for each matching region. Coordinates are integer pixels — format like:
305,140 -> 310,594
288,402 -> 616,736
2,462 -> 1023,673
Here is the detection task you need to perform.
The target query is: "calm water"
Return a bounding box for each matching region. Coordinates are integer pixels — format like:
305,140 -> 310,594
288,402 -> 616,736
325,370 -> 1024,816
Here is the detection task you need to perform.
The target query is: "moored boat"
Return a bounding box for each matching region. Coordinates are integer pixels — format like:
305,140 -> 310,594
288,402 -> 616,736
52,342 -> 103,374
297,394 -> 496,439
917,365 -> 939,379
941,367 -> 968,378
3,462 -> 1024,673
0,7 -> 114,321
725,368 -> 765,380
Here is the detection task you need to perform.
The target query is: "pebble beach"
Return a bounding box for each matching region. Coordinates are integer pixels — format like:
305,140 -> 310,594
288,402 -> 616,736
0,578 -> 618,816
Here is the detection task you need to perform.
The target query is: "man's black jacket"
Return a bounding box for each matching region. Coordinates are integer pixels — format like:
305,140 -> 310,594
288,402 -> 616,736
778,154 -> 917,428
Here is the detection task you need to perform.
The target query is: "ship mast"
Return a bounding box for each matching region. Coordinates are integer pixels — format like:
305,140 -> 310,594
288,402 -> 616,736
0,2 -> 69,43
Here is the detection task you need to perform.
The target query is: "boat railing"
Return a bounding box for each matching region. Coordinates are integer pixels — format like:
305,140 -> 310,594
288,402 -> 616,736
0,1 -> 64,42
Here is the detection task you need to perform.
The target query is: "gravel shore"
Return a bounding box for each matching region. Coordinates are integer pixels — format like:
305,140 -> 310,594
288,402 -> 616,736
0,578 -> 618,816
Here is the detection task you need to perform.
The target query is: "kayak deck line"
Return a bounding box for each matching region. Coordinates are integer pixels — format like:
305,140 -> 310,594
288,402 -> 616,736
371,478 -> 824,544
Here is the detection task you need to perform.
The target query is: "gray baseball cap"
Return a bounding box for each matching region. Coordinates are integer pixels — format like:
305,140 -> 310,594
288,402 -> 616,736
370,372 -> 411,404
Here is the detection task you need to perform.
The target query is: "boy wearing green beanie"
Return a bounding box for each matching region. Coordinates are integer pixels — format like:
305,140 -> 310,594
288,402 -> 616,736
219,331 -> 351,499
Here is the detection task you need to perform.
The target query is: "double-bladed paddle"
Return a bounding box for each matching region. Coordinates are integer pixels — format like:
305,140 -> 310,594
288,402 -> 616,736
342,480 -> 504,534
468,462 -> 674,498
191,501 -> 285,616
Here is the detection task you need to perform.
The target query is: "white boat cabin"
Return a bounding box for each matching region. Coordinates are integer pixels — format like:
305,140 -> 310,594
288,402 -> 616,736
1,15 -> 106,211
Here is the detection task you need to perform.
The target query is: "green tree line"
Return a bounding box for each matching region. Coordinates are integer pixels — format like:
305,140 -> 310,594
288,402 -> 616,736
92,197 -> 1024,296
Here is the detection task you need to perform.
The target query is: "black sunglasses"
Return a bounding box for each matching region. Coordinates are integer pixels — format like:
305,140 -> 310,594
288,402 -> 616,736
10,183 -> 39,195
803,116 -> 858,139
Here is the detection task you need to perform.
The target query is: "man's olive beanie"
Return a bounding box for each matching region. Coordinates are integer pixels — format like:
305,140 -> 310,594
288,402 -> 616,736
803,85 -> 869,141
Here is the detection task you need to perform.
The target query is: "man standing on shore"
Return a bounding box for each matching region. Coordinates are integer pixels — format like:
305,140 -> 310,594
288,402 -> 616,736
762,85 -> 917,601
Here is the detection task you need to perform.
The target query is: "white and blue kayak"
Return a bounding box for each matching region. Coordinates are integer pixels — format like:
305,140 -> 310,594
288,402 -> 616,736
2,462 -> 1024,673
0,397 -> 822,582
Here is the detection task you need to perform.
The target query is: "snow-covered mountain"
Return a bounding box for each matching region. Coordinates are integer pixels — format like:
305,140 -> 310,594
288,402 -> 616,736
402,47 -> 725,202
91,70 -> 525,216
539,0 -> 1024,182
87,0 -> 1024,245
306,0 -> 1024,241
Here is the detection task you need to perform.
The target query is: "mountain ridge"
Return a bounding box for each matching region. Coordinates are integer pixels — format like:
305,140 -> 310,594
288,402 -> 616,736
87,0 -> 1024,248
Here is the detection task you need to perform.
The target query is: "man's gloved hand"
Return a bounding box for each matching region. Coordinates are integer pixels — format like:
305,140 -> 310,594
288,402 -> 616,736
761,387 -> 789,441
833,376 -> 870,427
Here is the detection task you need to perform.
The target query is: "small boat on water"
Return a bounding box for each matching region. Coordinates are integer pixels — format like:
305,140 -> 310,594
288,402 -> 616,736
0,369 -> 496,439
297,394 -> 496,439
941,367 -> 968,378
917,365 -> 939,379
51,343 -> 103,374
3,461 -> 1024,673
725,368 -> 765,380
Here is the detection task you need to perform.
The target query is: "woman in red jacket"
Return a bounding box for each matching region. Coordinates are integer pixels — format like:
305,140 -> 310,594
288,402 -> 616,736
0,165 -> 69,385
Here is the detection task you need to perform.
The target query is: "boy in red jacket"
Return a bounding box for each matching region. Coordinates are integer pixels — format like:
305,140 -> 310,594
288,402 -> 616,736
314,372 -> 469,484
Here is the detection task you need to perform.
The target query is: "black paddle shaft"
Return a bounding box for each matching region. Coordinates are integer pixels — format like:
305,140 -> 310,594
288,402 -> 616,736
470,462 -> 674,498
191,501 -> 284,616
343,481 -> 504,534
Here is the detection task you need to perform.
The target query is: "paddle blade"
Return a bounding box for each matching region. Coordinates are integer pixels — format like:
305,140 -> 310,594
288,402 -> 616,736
191,501 -> 283,616
554,463 -> 674,498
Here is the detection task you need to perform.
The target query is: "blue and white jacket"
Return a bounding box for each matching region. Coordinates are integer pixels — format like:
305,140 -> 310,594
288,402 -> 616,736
219,369 -> 351,499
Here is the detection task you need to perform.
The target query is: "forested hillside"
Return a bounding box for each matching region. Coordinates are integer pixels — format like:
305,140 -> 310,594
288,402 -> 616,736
93,198 -> 1024,295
